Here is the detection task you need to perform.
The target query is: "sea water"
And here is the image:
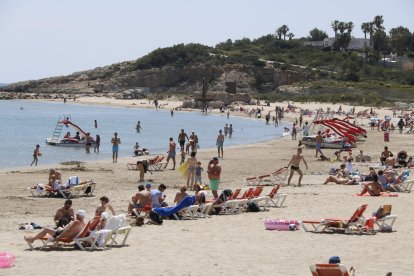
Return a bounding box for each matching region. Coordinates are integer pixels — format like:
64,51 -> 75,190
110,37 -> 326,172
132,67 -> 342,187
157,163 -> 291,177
0,100 -> 286,169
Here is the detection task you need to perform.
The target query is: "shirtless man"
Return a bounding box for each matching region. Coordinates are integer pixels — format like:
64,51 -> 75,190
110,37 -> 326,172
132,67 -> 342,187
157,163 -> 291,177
177,129 -> 189,151
24,210 -> 87,244
216,129 -> 224,158
358,174 -> 384,196
385,153 -> 396,167
380,146 -> 392,165
207,157 -> 221,198
164,137 -> 177,170
189,131 -> 199,151
286,148 -> 308,186
315,131 -> 324,157
174,186 -> 189,205
111,132 -> 121,163
95,196 -> 116,216
128,184 -> 150,215
54,199 -> 75,227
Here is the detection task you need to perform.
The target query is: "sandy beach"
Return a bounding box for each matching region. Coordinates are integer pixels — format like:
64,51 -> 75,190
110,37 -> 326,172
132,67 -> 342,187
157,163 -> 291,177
1,98 -> 413,276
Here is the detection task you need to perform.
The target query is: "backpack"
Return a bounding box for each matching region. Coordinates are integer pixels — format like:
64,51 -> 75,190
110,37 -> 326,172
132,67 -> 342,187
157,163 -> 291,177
247,201 -> 260,212
149,211 -> 163,225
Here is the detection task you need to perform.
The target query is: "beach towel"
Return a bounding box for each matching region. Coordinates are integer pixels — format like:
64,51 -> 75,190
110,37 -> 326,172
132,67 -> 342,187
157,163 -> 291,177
153,196 -> 196,217
177,161 -> 189,179
68,176 -> 79,186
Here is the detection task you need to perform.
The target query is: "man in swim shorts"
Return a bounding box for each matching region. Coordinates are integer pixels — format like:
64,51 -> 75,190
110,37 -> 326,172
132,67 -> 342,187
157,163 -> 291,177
286,147 -> 308,186
207,157 -> 221,198
111,132 -> 121,163
164,137 -> 176,170
177,129 -> 189,151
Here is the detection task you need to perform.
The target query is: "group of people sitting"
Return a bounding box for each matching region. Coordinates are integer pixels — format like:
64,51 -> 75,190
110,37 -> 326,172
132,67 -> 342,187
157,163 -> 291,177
24,196 -> 116,246
323,154 -> 410,196
127,182 -> 209,223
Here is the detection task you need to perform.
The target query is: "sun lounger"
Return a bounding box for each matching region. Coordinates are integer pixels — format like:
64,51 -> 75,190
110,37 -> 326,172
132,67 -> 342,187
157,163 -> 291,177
28,180 -> 96,199
310,263 -> 351,276
153,196 -> 196,219
253,184 -> 287,209
373,204 -> 397,232
301,204 -> 372,234
74,214 -> 132,250
149,156 -> 167,171
27,216 -> 101,250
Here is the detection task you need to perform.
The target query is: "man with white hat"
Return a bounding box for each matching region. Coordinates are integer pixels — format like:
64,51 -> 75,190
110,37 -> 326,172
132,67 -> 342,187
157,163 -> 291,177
24,210 -> 87,245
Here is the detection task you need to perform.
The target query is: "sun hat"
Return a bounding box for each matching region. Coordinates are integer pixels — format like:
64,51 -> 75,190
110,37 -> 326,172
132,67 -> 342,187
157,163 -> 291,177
75,210 -> 86,218
145,182 -> 152,188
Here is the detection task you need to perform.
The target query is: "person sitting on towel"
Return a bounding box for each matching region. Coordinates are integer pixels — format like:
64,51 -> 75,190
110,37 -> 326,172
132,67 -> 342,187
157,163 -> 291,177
358,174 -> 385,196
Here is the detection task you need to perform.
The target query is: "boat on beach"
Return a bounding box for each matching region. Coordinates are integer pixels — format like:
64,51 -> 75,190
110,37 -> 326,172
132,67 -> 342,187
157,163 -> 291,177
46,115 -> 95,147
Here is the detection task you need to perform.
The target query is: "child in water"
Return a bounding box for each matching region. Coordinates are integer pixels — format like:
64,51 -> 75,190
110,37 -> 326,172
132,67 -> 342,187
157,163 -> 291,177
31,145 -> 41,166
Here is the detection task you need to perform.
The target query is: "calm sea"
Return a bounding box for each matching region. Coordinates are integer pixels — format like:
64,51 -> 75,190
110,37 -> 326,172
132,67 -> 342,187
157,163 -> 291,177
0,100 -> 286,169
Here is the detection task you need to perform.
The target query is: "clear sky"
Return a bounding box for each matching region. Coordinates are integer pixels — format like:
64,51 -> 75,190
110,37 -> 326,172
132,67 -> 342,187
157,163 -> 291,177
1,0 -> 413,83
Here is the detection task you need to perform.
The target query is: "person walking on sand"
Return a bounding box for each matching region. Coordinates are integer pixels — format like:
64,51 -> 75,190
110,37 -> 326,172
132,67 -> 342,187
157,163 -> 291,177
207,157 -> 221,198
30,145 -> 41,166
187,152 -> 198,190
286,147 -> 308,186
164,137 -> 177,170
216,129 -> 224,158
111,132 -> 121,163
315,131 -> 324,157
291,123 -> 297,140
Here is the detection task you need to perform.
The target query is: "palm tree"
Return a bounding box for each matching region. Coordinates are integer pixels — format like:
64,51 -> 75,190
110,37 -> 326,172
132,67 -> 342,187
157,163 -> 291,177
361,22 -> 370,39
346,22 -> 354,35
331,20 -> 339,37
338,21 -> 346,34
361,22 -> 371,58
281,25 -> 289,40
373,15 -> 384,32
287,33 -> 294,40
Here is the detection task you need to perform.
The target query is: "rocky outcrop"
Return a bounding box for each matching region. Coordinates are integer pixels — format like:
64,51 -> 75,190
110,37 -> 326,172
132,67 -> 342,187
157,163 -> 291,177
0,62 -> 303,102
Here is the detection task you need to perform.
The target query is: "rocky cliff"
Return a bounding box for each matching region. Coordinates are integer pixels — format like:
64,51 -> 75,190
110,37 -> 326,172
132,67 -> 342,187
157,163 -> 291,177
0,61 -> 302,102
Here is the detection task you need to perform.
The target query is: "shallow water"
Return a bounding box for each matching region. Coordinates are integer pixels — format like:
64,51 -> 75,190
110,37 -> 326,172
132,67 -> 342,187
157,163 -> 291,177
0,100 -> 286,168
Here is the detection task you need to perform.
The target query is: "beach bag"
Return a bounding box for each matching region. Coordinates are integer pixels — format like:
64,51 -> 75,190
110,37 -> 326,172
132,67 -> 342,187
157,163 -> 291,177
247,201 -> 260,212
149,211 -> 163,225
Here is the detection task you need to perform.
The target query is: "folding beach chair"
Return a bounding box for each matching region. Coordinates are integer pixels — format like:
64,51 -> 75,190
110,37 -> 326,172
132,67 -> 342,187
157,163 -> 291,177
253,184 -> 287,209
310,263 -> 351,276
373,204 -> 397,232
271,167 -> 289,186
301,204 -> 370,234
27,216 -> 101,250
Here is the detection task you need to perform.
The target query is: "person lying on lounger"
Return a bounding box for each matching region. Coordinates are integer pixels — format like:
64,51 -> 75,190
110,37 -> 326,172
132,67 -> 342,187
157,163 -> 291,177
357,175 -> 385,196
323,175 -> 357,185
24,210 -> 87,244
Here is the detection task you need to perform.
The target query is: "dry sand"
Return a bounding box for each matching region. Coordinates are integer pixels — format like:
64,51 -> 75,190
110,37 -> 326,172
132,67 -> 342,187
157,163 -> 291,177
1,98 -> 413,276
